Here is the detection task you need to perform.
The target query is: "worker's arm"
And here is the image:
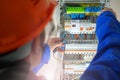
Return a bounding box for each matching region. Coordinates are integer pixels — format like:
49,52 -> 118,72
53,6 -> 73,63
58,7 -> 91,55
80,9 -> 120,80
33,44 -> 50,73
33,38 -> 62,73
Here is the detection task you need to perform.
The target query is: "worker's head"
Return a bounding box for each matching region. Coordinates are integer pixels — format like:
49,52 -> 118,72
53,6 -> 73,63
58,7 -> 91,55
0,0 -> 56,68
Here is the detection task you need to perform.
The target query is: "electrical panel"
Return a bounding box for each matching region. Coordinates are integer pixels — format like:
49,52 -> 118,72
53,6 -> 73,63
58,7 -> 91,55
57,0 -> 110,80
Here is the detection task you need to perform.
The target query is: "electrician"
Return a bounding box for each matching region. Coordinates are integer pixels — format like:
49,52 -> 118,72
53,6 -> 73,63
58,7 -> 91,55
0,0 -> 62,80
80,8 -> 120,80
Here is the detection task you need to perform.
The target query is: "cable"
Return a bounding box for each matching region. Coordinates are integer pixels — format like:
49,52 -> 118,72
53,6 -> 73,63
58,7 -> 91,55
52,52 -> 73,64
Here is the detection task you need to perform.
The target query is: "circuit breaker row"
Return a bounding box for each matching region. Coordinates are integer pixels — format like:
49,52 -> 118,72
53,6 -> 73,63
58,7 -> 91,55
62,40 -> 98,44
61,33 -> 97,40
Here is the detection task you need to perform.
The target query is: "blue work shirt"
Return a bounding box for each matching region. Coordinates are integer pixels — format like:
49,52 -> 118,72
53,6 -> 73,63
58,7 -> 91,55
80,11 -> 120,80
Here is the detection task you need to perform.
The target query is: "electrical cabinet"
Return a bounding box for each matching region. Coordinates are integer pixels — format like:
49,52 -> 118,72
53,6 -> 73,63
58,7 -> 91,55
57,0 -> 110,80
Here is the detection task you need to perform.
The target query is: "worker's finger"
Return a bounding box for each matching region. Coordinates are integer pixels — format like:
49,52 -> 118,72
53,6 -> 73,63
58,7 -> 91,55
53,38 -> 62,42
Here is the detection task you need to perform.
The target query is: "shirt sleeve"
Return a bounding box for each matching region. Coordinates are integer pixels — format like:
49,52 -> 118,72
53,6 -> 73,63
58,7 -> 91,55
33,44 -> 50,73
80,11 -> 120,80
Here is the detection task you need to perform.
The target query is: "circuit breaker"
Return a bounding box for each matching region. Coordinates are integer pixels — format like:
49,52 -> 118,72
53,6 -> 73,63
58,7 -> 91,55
57,0 -> 110,80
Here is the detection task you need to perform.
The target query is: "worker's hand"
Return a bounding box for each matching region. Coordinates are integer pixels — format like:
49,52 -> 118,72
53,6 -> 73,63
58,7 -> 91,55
102,7 -> 117,17
47,38 -> 64,52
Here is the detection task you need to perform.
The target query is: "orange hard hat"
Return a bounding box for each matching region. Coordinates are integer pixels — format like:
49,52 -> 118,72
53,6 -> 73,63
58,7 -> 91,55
0,0 -> 57,54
